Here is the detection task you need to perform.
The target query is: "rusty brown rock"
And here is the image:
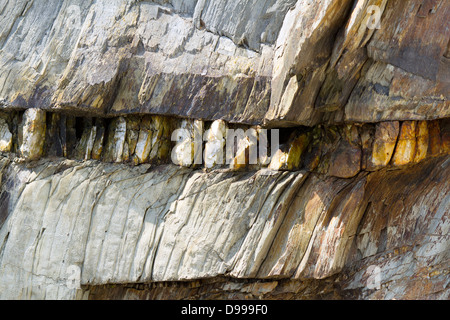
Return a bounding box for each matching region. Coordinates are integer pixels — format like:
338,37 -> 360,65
441,119 -> 450,154
427,120 -> 443,157
328,125 -> 362,178
368,0 -> 449,82
328,142 -> 362,179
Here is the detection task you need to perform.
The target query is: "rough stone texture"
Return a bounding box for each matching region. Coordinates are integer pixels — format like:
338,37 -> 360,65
0,118 -> 12,152
2,109 -> 449,175
265,0 -> 355,126
0,0 -> 448,301
171,119 -> 203,167
0,0 -> 448,126
269,132 -> 310,171
367,121 -> 399,170
0,155 -> 447,299
341,0 -> 450,124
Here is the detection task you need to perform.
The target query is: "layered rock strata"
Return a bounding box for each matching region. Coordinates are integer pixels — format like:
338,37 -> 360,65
0,152 -> 448,300
0,0 -> 449,301
0,110 -> 449,178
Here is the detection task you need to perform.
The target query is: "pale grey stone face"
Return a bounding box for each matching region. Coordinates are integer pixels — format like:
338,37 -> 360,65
0,155 -> 448,299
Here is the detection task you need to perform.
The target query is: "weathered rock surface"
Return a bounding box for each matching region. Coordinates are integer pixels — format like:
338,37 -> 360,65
0,118 -> 12,152
0,155 -> 448,299
18,108 -> 46,161
0,0 -> 448,126
0,0 -> 448,301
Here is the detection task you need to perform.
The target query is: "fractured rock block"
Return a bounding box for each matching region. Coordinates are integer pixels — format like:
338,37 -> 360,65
392,121 -> 417,166
367,121 -> 399,170
19,109 -> 46,161
104,117 -> 127,163
45,113 -> 64,157
301,126 -> 323,172
441,119 -> 450,154
153,116 -> 175,163
74,118 -> 105,161
229,127 -> 258,171
413,121 -> 429,163
269,131 -> 310,171
134,116 -> 153,164
91,119 -> 106,161
427,120 -> 443,157
126,116 -> 141,158
204,120 -> 227,169
0,118 -> 12,152
328,125 -> 362,179
133,115 -> 175,164
359,124 -> 375,171
74,126 -> 97,160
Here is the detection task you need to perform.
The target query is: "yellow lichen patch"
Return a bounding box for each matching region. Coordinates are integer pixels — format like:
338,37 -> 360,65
286,134 -> 310,170
269,133 -> 310,171
392,121 -> 417,166
413,121 -> 429,163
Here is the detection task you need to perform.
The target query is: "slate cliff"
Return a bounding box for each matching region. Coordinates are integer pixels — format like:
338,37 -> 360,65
0,0 -> 448,300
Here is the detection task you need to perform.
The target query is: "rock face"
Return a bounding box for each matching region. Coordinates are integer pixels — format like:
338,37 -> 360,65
0,0 -> 448,300
0,155 -> 448,299
0,119 -> 12,152
0,0 -> 448,125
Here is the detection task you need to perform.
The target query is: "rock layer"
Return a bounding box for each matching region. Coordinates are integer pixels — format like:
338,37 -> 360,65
0,0 -> 448,301
0,154 -> 448,300
1,110 -> 448,178
0,0 -> 448,125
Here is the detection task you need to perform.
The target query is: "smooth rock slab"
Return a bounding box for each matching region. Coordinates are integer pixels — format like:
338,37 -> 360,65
0,154 -> 448,299
0,158 -> 306,298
